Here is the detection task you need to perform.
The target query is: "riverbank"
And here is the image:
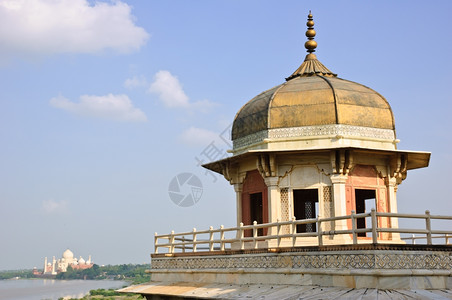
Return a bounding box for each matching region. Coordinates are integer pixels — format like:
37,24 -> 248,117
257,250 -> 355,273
66,288 -> 143,299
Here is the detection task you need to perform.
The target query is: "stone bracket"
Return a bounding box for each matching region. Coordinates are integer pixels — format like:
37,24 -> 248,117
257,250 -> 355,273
257,154 -> 276,178
330,149 -> 353,175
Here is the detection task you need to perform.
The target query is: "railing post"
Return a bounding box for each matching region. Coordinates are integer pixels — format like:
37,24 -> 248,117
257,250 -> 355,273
253,221 -> 258,249
192,228 -> 197,252
169,230 -> 175,253
209,226 -> 214,251
239,222 -> 244,250
154,232 -> 159,254
351,210 -> 357,244
182,236 -> 185,253
317,216 -> 323,246
291,216 -> 296,247
220,225 -> 225,251
276,219 -> 281,248
371,208 -> 378,244
425,210 -> 432,245
411,234 -> 416,245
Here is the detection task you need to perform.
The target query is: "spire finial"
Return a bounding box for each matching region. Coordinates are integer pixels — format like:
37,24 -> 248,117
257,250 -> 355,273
305,11 -> 317,53
286,11 -> 336,80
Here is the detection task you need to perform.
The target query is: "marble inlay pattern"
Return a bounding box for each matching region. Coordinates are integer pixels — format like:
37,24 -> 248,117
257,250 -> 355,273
151,251 -> 452,270
323,186 -> 333,231
280,188 -> 290,234
233,125 -> 395,150
233,130 -> 268,150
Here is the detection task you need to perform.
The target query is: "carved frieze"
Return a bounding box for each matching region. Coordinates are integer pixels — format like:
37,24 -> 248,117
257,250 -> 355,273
152,250 -> 452,271
233,125 -> 395,150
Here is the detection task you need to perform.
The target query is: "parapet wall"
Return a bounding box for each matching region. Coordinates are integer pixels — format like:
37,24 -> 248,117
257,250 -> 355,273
150,244 -> 452,290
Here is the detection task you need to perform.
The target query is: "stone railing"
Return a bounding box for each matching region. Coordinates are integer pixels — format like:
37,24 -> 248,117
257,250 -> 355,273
154,209 -> 452,254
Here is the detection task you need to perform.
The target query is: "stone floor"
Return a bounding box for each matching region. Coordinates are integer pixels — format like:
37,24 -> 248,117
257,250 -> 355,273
119,282 -> 452,299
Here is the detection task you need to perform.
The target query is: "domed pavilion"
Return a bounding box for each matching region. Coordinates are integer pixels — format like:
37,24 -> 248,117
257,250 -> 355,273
121,13 -> 452,298
203,13 -> 429,244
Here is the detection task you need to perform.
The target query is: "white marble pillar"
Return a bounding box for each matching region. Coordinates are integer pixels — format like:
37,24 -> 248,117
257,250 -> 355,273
387,177 -> 401,240
234,183 -> 243,227
264,177 -> 279,235
330,174 -> 348,231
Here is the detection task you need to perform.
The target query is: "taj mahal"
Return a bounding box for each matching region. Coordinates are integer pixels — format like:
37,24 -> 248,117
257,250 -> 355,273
39,249 -> 93,275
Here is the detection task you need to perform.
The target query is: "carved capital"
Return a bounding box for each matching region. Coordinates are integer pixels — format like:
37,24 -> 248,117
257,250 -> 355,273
264,176 -> 279,187
330,173 -> 348,184
385,176 -> 398,187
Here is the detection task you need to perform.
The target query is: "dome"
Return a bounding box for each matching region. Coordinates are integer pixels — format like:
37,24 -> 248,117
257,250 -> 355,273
62,249 -> 74,260
232,75 -> 395,141
79,257 -> 85,264
231,14 -> 396,153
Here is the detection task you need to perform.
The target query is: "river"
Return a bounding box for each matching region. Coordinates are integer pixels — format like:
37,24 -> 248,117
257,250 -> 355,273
0,278 -> 128,300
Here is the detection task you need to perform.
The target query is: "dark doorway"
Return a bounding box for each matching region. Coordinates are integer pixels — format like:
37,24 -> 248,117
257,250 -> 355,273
355,189 -> 376,237
250,192 -> 263,236
293,189 -> 319,233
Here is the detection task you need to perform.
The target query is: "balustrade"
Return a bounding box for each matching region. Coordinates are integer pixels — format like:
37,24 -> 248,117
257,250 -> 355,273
154,209 -> 452,254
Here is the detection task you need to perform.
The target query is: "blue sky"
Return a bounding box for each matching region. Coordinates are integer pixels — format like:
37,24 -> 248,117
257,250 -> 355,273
0,0 -> 451,270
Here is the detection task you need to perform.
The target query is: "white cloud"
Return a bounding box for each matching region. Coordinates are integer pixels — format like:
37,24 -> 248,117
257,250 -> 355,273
42,199 -> 68,214
180,127 -> 222,147
124,75 -> 148,89
148,70 -> 190,108
148,70 -> 218,111
50,93 -> 147,122
0,0 -> 149,61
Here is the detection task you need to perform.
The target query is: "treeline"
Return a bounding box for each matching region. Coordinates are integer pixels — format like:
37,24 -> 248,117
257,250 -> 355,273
55,264 -> 150,284
0,269 -> 33,280
0,264 -> 150,284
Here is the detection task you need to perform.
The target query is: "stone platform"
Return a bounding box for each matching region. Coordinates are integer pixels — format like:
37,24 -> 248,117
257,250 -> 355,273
121,244 -> 452,299
150,244 -> 452,290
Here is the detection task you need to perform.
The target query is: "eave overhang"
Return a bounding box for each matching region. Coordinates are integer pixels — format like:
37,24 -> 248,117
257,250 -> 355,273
202,146 -> 430,175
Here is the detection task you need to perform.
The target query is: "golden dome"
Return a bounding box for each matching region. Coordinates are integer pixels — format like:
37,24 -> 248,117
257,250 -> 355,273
232,75 -> 395,140
231,12 -> 395,151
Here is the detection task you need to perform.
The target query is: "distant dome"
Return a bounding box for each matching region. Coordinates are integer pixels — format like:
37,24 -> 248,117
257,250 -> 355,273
79,257 -> 85,264
62,249 -> 74,260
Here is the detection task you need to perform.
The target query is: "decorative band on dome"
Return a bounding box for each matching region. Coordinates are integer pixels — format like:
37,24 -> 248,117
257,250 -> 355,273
233,124 -> 396,151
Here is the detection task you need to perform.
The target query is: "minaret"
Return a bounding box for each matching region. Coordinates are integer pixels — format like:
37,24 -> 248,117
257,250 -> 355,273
43,257 -> 48,274
52,256 -> 56,275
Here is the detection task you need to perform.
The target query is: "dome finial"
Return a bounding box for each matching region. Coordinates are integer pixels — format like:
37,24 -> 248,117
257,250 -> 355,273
305,11 -> 317,53
286,11 -> 336,80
